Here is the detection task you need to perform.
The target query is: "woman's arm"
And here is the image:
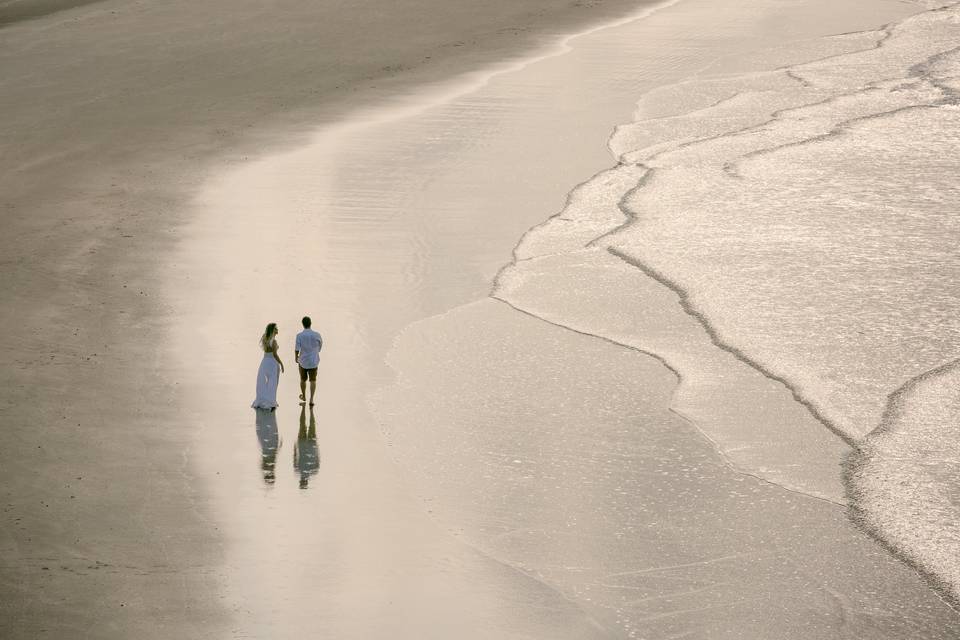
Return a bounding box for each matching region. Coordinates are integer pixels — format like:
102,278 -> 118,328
270,340 -> 285,373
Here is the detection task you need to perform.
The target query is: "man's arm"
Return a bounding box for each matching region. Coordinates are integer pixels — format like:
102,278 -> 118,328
294,335 -> 301,365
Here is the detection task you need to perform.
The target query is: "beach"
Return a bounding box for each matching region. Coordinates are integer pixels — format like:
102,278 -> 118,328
2,0 -> 960,637
0,2 -> 654,636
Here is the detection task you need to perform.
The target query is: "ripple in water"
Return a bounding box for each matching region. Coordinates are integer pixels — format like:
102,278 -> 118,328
497,1 -> 960,604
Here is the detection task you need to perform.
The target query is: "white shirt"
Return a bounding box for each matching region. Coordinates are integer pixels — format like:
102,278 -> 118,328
295,329 -> 323,369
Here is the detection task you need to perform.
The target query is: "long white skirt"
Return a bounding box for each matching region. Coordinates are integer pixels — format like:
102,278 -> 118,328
251,355 -> 280,409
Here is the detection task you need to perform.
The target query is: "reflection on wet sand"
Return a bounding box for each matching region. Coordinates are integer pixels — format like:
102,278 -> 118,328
294,405 -> 320,489
254,408 -> 280,485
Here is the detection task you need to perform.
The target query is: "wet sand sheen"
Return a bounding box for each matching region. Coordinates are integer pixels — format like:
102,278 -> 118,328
0,0 -> 670,636
377,298 -> 956,637
173,0 -> 959,636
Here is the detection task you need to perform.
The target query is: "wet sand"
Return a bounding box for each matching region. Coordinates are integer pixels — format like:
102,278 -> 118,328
379,299 -> 957,637
0,0 -> 649,637
173,0 -> 957,637
3,0 -> 959,638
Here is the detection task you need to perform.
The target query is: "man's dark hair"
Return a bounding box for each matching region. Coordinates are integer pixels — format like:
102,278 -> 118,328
302,316 -> 312,328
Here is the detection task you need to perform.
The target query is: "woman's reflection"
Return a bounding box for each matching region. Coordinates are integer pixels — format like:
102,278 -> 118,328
254,408 -> 280,485
294,404 -> 320,489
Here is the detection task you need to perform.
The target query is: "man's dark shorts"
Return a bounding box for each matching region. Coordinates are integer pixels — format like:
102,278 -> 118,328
299,365 -> 317,382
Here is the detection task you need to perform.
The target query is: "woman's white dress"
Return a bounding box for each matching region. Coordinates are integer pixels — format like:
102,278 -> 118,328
252,342 -> 280,409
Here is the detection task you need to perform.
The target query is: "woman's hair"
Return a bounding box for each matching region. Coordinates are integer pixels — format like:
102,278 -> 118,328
260,322 -> 277,348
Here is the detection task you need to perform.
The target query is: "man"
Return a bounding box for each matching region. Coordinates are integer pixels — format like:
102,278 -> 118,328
294,316 -> 323,406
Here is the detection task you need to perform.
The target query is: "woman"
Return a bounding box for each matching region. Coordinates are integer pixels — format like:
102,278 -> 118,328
252,322 -> 285,410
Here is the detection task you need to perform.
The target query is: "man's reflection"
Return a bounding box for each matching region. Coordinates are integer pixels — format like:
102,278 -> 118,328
254,408 -> 280,485
294,404 -> 320,489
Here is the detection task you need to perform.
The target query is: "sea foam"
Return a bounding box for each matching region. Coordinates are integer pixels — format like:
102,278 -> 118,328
496,1 -> 960,602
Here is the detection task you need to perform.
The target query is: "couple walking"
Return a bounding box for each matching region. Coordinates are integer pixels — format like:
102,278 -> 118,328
251,316 -> 323,410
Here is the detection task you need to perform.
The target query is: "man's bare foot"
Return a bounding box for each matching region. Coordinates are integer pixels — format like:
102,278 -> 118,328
299,393 -> 305,401
309,401 -> 315,407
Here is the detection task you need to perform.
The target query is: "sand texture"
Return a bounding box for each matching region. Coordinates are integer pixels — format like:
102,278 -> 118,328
0,0 -> 650,637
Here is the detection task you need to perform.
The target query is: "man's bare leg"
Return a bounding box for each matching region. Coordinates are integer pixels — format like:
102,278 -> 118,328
299,377 -> 306,404
309,379 -> 316,406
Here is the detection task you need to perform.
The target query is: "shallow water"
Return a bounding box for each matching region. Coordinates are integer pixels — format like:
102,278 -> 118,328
375,298 -> 957,637
498,0 -> 960,605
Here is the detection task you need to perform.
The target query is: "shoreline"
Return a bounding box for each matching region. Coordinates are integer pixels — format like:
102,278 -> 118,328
489,0 -> 960,611
589,0 -> 960,607
180,0 -> 957,636
0,0 -> 662,637
170,2 -> 692,634
847,355 -> 960,611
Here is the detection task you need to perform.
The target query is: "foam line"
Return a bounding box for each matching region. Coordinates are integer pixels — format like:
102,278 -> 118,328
845,357 -> 960,610
491,0 -> 960,606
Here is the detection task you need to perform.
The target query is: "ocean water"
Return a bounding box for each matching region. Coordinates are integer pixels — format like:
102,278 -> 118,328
498,0 -> 960,605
